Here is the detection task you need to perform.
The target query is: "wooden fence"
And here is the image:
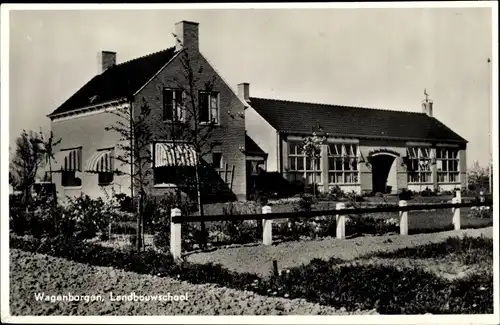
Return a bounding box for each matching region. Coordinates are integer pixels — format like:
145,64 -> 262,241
169,191 -> 493,259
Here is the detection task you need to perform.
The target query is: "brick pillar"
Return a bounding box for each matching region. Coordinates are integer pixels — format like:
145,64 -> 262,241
321,144 -> 329,193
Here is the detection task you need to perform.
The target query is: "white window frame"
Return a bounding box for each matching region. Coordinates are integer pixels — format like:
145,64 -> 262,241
436,148 -> 460,183
287,141 -> 321,185
327,143 -> 359,185
406,147 -> 432,184
163,88 -> 186,122
199,91 -> 220,125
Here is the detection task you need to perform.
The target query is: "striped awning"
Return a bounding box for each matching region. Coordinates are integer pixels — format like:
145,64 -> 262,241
54,148 -> 82,172
155,143 -> 197,167
85,150 -> 113,173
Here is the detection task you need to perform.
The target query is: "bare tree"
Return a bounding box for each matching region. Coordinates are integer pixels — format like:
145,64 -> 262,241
105,98 -> 154,251
10,130 -> 46,209
162,35 -> 221,248
39,129 -> 62,183
468,161 -> 491,193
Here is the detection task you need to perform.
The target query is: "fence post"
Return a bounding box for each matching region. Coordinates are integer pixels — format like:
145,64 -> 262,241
170,208 -> 182,259
452,197 -> 461,231
262,205 -> 273,246
398,200 -> 408,235
336,202 -> 346,239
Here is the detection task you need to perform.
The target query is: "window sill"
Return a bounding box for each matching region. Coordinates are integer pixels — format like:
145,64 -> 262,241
437,182 -> 461,184
407,183 -> 433,185
163,120 -> 187,124
98,184 -> 113,187
199,122 -> 221,127
154,183 -> 178,188
328,183 -> 360,186
62,186 -> 82,190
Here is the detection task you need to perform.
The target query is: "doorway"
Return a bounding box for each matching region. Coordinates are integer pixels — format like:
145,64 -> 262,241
370,154 -> 398,194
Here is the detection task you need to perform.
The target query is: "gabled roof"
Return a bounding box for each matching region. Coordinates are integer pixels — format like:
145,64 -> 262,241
248,97 -> 467,144
48,47 -> 178,117
245,134 -> 267,156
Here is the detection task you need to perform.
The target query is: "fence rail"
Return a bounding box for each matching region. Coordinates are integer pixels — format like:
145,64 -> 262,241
169,190 -> 493,259
171,200 -> 491,223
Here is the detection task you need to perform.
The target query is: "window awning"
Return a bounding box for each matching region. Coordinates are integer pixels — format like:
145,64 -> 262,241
54,148 -> 82,172
85,150 -> 113,173
155,143 -> 197,167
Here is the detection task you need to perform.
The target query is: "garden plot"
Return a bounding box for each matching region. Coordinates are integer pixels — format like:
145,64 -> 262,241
9,249 -> 377,316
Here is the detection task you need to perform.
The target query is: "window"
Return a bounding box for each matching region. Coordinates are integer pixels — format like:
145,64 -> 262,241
406,147 -> 432,183
287,142 -> 321,185
163,89 -> 185,122
437,148 -> 460,183
328,143 -> 359,184
154,167 -> 195,186
212,152 -> 223,169
98,172 -> 114,186
61,171 -> 81,187
199,92 -> 219,124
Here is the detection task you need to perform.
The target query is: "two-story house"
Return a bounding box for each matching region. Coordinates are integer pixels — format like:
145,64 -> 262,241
48,21 -> 249,203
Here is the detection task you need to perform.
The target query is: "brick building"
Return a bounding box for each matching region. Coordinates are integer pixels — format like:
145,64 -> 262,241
243,85 -> 467,195
48,21 -> 248,202
48,20 -> 467,203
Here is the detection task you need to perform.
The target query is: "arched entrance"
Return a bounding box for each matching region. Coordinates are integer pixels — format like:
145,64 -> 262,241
369,150 -> 400,194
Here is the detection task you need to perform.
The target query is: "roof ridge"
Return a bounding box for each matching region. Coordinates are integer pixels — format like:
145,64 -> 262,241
115,46 -> 177,67
249,96 -> 425,115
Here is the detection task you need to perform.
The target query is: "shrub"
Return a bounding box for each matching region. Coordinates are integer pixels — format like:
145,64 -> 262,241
398,189 -> 413,201
64,195 -> 116,240
327,185 -> 345,200
152,192 -> 198,252
468,206 -> 492,219
113,193 -> 134,212
419,187 -> 438,197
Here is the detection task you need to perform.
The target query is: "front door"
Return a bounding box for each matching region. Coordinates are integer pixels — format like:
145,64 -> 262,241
371,155 -> 396,194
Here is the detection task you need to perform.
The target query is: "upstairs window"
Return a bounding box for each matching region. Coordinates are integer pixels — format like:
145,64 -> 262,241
163,89 -> 185,122
199,91 -> 219,124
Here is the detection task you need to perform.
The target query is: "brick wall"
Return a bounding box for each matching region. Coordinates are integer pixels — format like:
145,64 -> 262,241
134,49 -> 247,201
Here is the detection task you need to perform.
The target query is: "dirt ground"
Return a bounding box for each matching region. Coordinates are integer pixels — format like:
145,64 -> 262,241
185,227 -> 493,277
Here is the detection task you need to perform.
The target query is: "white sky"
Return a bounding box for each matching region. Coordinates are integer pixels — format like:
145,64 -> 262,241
7,7 -> 494,166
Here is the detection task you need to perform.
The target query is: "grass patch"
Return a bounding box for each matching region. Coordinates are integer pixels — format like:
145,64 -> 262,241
364,235 -> 493,264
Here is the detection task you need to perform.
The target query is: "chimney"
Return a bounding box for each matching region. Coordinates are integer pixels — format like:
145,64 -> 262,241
422,99 -> 433,117
98,51 -> 116,74
238,83 -> 250,102
421,89 -> 433,117
175,21 -> 199,51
